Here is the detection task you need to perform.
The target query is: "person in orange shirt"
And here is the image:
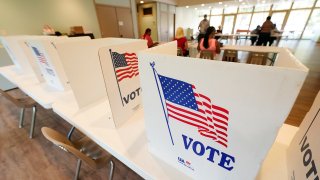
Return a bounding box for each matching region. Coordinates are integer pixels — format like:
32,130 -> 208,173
199,26 -> 221,57
142,28 -> 158,48
256,16 -> 274,46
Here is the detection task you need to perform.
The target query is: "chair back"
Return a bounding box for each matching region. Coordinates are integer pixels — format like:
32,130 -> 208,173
247,52 -> 268,65
222,50 -> 238,62
41,127 -> 101,169
200,50 -> 214,60
177,47 -> 183,56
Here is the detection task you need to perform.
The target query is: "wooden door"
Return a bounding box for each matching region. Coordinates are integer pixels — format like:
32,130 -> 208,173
96,4 -> 120,38
116,7 -> 134,38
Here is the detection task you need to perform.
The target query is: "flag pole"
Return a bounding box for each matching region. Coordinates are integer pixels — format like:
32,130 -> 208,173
150,62 -> 174,145
109,49 -> 124,106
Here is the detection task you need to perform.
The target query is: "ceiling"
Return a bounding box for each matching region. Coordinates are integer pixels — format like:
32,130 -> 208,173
135,0 -> 296,7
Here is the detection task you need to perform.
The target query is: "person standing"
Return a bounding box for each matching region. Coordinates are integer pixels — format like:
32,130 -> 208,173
269,24 -> 281,46
142,28 -> 158,48
197,14 -> 210,43
256,16 -> 274,46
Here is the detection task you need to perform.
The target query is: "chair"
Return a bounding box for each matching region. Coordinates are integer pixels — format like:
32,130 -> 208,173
246,52 -> 268,65
200,50 -> 214,60
222,50 -> 238,62
41,127 -> 114,180
0,89 -> 37,138
177,47 -> 183,56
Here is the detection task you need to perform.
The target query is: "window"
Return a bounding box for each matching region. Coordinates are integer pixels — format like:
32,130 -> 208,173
211,8 -> 223,15
238,5 -> 253,13
249,12 -> 269,30
302,9 -> 320,39
224,6 -> 238,14
234,14 -> 252,31
292,0 -> 315,9
283,9 -> 311,39
271,12 -> 286,30
272,2 -> 292,10
143,7 -> 152,15
316,0 -> 320,7
254,4 -> 271,12
209,16 -> 222,29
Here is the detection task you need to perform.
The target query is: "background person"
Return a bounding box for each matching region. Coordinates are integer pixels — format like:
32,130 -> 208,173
215,25 -> 223,40
256,16 -> 274,46
142,28 -> 158,48
174,27 -> 189,56
269,24 -> 281,46
199,26 -> 221,57
250,25 -> 261,46
197,14 -> 210,43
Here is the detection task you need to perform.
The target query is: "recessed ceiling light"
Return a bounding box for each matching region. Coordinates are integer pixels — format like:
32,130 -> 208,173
219,2 -> 223,4
195,8 -> 198,10
242,2 -> 245,5
262,0 -> 266,3
186,6 -> 189,8
201,4 -> 205,6
224,4 -> 228,7
140,1 -> 144,3
209,6 -> 212,9
239,0 -> 243,2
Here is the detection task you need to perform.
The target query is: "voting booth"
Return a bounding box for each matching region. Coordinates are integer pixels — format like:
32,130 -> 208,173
25,36 -> 90,91
56,38 -> 147,127
287,91 -> 320,180
0,35 -> 59,76
138,43 -> 308,179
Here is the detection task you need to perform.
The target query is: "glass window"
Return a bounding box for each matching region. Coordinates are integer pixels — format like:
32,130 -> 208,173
238,5 -> 253,13
254,4 -> 271,12
271,12 -> 286,30
272,2 -> 292,10
209,16 -> 223,29
198,9 -> 210,17
224,6 -> 238,14
302,9 -> 320,39
223,15 -> 235,34
234,14 -> 252,31
211,8 -> 223,15
316,0 -> 320,7
283,9 -> 311,39
292,0 -> 315,9
249,12 -> 269,30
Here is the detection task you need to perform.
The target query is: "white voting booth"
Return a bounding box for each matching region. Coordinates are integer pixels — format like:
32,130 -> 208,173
287,91 -> 320,180
56,38 -> 147,127
0,35 -> 59,76
25,36 -> 90,91
138,43 -> 308,179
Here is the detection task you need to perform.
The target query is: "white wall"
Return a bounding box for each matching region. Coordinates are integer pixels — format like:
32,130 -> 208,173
95,0 -> 130,7
175,7 -> 201,37
0,0 -> 101,38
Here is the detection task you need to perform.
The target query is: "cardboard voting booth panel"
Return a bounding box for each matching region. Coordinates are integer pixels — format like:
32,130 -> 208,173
26,37 -> 90,91
57,38 -> 147,127
145,41 -> 177,56
98,40 -> 147,127
138,45 -> 308,179
0,35 -> 57,75
287,91 -> 320,180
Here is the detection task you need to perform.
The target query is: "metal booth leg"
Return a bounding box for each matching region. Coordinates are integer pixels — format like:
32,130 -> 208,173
19,108 -> 25,128
109,160 -> 114,180
74,159 -> 82,180
29,106 -> 37,139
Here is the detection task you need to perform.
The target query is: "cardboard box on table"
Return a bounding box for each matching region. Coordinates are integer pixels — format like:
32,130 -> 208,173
138,44 -> 308,179
287,91 -> 320,180
25,36 -> 90,91
56,38 -> 147,127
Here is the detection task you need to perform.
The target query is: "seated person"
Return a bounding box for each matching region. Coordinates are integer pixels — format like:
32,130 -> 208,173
174,27 -> 189,56
250,25 -> 261,46
269,24 -> 281,46
142,28 -> 158,48
214,25 -> 223,40
199,26 -> 221,57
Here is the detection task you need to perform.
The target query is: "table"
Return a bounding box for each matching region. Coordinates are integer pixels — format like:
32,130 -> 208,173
52,97 -> 192,179
0,65 -> 71,109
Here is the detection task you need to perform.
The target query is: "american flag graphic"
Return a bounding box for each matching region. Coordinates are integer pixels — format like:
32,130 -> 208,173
111,51 -> 139,82
158,74 -> 230,148
31,46 -> 49,66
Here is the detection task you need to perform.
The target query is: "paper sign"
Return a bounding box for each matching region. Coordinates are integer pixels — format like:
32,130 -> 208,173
138,45 -> 307,179
287,91 -> 320,180
98,40 -> 147,127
